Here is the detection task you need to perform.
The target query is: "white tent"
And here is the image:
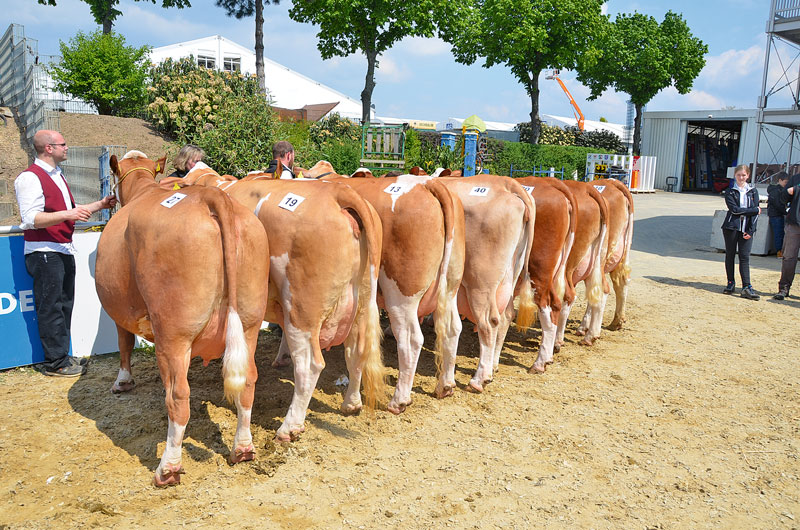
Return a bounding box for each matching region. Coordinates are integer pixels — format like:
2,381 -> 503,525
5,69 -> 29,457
149,35 -> 367,121
541,114 -> 627,137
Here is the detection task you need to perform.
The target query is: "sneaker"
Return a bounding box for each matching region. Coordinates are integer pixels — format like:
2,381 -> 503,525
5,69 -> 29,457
741,285 -> 760,300
773,287 -> 790,300
778,250 -> 783,258
44,363 -> 84,378
722,281 -> 735,294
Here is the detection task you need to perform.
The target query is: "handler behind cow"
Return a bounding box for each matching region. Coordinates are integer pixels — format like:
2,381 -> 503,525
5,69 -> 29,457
14,130 -> 116,377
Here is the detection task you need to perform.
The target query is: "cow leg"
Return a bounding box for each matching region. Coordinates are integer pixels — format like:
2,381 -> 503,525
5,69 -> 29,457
492,300 -> 515,371
271,334 -> 292,368
275,324 -> 323,442
230,329 -> 259,464
530,305 -> 557,373
434,295 -> 462,399
607,267 -> 629,330
153,346 -> 191,487
112,325 -> 136,394
386,298 -> 425,414
556,299 -> 573,352
578,274 -> 605,346
469,316 -> 498,393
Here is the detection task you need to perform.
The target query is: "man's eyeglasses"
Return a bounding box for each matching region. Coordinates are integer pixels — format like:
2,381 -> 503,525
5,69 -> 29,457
49,143 -> 67,147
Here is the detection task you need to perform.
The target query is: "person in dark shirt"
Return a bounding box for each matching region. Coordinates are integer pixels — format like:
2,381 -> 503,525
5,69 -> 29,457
166,145 -> 205,179
720,164 -> 761,300
767,171 -> 789,257
774,170 -> 800,300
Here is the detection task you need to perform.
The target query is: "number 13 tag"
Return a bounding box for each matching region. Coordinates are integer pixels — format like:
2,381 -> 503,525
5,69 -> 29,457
278,192 -> 305,212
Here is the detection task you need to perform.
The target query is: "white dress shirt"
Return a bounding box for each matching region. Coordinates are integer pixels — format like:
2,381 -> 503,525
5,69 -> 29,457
14,158 -> 76,255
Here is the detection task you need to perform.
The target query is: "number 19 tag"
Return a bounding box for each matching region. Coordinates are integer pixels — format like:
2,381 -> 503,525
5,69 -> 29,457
469,186 -> 490,197
279,192 -> 305,212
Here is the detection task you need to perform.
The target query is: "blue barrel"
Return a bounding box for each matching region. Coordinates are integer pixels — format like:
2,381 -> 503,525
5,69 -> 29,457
463,131 -> 478,176
440,131 -> 457,150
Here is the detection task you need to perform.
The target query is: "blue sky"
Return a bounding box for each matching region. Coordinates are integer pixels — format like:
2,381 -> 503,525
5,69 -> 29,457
3,0 -> 788,125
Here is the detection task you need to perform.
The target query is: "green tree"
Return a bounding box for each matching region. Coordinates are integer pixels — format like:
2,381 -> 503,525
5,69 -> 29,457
443,0 -> 607,145
35,0 -> 191,34
577,11 -> 707,154
215,0 -> 280,94
49,30 -> 150,116
289,0 -> 444,124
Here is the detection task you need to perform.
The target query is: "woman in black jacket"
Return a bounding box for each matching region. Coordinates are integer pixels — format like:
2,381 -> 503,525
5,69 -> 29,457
721,164 -> 761,299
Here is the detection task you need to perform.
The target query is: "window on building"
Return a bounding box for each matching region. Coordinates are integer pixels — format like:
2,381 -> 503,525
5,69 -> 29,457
197,55 -> 215,69
223,57 -> 241,73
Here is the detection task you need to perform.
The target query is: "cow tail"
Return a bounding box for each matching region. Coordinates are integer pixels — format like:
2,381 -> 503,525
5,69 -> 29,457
610,179 -> 635,281
337,189 -> 386,410
510,182 -> 536,331
424,180 -> 458,375
586,185 -> 609,305
206,190 -> 248,404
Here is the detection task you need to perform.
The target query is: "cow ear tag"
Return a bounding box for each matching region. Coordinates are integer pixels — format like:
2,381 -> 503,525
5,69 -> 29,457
156,163 -> 161,173
172,182 -> 181,190
298,171 -> 304,179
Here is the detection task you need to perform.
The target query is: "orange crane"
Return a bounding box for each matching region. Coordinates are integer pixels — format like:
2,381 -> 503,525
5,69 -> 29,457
546,70 -> 585,131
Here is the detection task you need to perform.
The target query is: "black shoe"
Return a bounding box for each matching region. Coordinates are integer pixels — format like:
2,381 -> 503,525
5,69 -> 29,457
44,363 -> 84,378
741,286 -> 760,300
773,287 -> 790,300
723,281 -> 735,294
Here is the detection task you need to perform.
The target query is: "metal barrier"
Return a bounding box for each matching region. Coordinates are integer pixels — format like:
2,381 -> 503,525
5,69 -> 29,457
509,164 -> 565,179
60,145 -> 126,221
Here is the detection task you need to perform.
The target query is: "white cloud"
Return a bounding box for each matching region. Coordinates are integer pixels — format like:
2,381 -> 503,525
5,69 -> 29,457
376,56 -> 411,83
699,45 -> 763,86
399,36 -> 450,57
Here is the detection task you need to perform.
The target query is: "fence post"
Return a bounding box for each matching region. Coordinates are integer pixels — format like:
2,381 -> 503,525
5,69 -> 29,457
98,147 -> 111,222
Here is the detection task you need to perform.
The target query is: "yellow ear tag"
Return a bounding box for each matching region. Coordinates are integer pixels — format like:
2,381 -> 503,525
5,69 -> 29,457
298,171 -> 304,179
156,163 -> 161,173
172,182 -> 181,190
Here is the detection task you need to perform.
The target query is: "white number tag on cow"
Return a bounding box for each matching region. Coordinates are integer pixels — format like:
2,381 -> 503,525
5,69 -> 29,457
160,192 -> 187,208
593,185 -> 606,193
278,193 -> 305,212
469,186 -> 490,197
384,183 -> 407,195
521,185 -> 534,194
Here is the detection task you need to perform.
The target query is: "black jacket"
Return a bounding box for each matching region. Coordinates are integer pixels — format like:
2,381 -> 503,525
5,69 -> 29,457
767,184 -> 788,217
167,168 -> 188,180
722,185 -> 760,235
781,173 -> 800,226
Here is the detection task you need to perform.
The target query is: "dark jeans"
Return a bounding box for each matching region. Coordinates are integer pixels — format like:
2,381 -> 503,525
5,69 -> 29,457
779,223 -> 800,292
770,215 -> 785,254
24,251 -> 75,370
722,228 -> 754,287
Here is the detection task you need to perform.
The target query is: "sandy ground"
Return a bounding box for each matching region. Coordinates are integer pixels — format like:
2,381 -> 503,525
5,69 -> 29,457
0,192 -> 798,529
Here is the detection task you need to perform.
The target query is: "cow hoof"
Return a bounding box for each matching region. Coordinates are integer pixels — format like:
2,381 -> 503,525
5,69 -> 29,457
528,363 -> 546,374
579,337 -> 595,346
340,402 -> 363,415
553,343 -> 562,354
111,380 -> 135,394
229,445 -> 255,464
271,356 -> 291,368
275,426 -> 304,443
575,328 -> 587,337
387,399 -> 410,414
608,320 -> 623,331
434,384 -> 454,399
153,464 -> 184,487
467,381 -> 485,393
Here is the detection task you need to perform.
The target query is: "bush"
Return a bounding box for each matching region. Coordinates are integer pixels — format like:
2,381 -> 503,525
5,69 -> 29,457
49,30 -> 150,116
404,129 -> 464,174
517,120 -> 625,153
487,141 -> 612,180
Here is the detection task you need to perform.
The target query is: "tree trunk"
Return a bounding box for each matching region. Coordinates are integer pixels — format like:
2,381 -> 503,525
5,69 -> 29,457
361,49 -> 377,125
255,0 -> 266,95
633,103 -> 643,156
102,18 -> 112,34
527,74 -> 541,145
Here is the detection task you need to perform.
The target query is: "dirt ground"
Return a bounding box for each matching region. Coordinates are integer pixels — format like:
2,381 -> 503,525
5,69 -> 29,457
0,191 -> 798,528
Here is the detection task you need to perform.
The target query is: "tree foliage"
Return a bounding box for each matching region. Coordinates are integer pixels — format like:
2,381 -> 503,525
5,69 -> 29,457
517,121 -> 625,152
48,30 -> 150,116
577,11 -> 707,154
442,0 -> 607,145
289,0 -> 444,124
35,0 -> 191,34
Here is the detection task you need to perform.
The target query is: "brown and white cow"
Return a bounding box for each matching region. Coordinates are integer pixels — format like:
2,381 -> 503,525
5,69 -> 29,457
95,151 -> 270,486
559,180 -> 609,348
514,176 -> 577,373
324,170 -> 466,413
200,177 -> 386,441
435,174 -> 536,392
583,178 -> 634,332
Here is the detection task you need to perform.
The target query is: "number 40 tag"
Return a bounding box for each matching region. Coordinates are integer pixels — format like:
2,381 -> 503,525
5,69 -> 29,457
278,192 -> 305,212
469,186 -> 490,197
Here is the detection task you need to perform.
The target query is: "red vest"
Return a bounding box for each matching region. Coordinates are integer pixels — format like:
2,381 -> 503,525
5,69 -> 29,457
23,163 -> 76,243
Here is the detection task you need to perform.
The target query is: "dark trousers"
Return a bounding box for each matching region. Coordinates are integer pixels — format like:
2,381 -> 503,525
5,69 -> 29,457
778,223 -> 800,292
24,251 -> 75,370
770,215 -> 785,254
722,228 -> 753,287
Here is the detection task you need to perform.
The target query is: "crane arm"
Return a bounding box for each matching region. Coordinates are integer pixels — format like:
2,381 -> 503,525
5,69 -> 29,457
552,76 -> 585,132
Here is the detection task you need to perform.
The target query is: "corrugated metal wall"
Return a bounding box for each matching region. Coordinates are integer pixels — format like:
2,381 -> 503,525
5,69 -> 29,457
641,117 -> 685,190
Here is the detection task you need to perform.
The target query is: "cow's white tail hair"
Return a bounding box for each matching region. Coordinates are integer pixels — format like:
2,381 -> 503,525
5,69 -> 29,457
222,307 -> 248,404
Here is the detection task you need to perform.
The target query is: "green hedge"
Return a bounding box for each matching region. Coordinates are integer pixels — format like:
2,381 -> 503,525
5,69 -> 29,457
487,141 -> 612,180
